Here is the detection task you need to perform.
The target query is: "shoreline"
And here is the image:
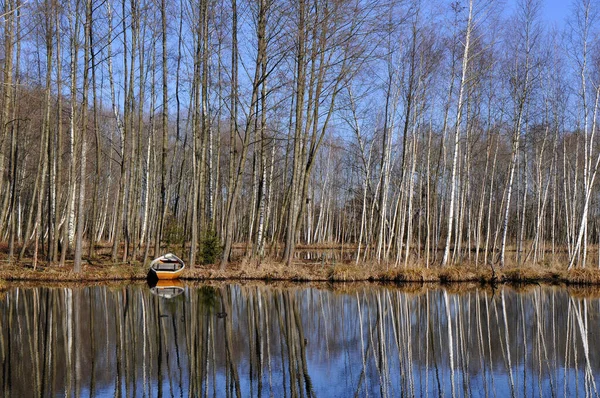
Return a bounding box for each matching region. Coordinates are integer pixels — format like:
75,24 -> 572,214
1,260 -> 600,287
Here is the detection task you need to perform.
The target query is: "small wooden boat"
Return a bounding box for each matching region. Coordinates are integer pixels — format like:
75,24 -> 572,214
149,253 -> 185,280
150,280 -> 185,299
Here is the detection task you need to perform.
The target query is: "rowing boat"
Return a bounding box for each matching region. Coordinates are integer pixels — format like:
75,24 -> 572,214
148,253 -> 185,280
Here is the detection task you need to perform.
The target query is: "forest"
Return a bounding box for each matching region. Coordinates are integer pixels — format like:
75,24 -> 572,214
0,0 -> 598,272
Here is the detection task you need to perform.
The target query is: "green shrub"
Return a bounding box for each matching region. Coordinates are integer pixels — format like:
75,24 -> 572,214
199,229 -> 222,265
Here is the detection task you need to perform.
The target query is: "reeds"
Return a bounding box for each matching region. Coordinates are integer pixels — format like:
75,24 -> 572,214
184,261 -> 600,285
378,267 -> 438,282
565,267 -> 600,284
3,257 -> 600,285
0,263 -> 147,282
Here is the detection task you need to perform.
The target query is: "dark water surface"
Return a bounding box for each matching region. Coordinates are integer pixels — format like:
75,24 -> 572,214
1,282 -> 600,397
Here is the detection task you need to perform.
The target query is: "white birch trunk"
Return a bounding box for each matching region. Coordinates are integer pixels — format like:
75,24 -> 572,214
442,0 -> 473,266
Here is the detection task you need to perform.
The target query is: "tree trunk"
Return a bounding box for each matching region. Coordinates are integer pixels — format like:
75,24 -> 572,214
442,0 -> 473,266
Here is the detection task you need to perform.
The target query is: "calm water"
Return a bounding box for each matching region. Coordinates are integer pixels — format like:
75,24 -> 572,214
1,282 -> 599,397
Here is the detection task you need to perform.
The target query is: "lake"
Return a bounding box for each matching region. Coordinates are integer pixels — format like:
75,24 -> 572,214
0,282 -> 599,397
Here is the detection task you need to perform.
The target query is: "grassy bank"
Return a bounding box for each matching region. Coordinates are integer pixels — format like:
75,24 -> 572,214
1,258 -> 600,285
181,260 -> 600,285
0,263 -> 148,282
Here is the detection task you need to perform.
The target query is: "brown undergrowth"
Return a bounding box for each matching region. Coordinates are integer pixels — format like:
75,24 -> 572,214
0,263 -> 147,282
2,255 -> 600,286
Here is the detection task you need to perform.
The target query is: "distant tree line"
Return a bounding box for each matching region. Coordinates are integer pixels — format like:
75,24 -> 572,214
0,0 -> 599,270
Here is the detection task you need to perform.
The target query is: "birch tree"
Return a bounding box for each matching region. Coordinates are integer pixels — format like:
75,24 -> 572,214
499,0 -> 541,267
442,0 -> 474,266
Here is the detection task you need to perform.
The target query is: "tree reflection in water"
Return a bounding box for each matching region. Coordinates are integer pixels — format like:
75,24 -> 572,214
1,284 -> 600,397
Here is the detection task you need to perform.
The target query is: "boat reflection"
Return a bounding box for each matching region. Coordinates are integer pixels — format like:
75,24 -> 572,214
149,279 -> 185,299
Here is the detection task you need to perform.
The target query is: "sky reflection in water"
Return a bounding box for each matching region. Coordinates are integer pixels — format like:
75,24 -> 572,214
0,283 -> 599,397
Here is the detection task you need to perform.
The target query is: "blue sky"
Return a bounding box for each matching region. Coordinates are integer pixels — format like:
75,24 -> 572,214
506,0 -> 571,25
541,0 -> 570,24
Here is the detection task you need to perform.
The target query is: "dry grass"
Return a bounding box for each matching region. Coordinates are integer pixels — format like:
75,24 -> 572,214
499,266 -> 552,283
438,265 -> 485,283
4,250 -> 600,286
378,267 -> 437,282
0,263 -> 147,282
182,257 -> 329,281
327,263 -> 372,281
492,266 -> 600,285
564,267 -> 600,284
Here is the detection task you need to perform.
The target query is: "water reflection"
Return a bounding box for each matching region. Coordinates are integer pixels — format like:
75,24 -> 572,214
1,283 -> 600,397
149,280 -> 186,299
